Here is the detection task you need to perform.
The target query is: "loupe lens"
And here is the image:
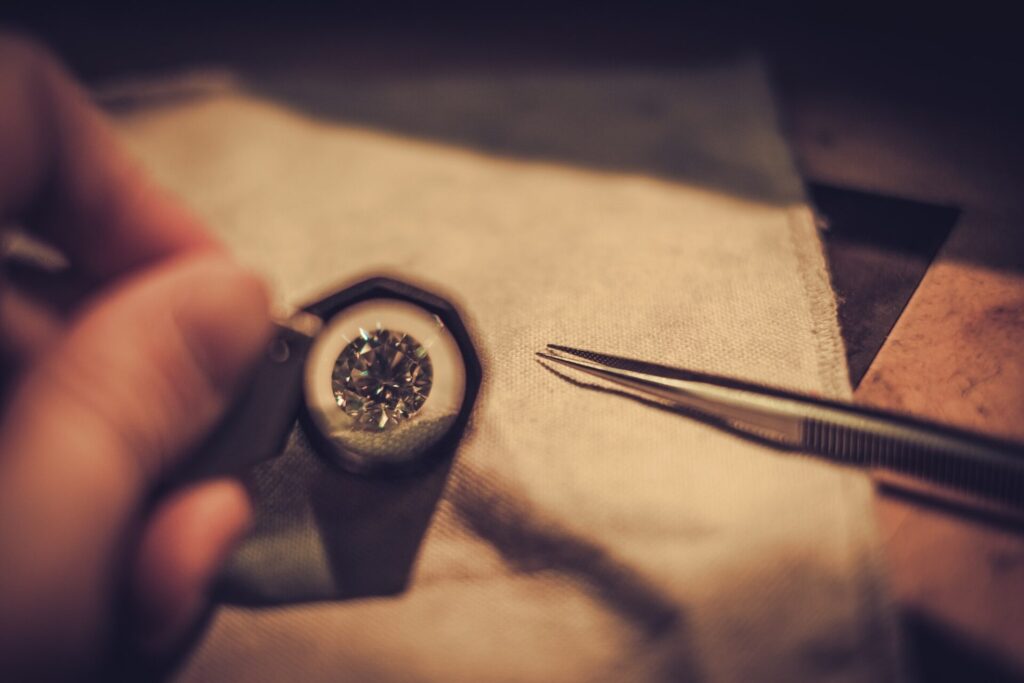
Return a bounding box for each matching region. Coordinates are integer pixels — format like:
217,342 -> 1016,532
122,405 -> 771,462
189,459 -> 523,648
303,298 -> 467,473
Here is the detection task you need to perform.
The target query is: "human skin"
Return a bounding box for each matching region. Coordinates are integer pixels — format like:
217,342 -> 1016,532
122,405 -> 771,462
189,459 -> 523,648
0,34 -> 272,680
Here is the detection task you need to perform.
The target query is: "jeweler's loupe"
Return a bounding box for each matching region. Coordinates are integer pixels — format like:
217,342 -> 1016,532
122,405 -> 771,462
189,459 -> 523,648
167,277 -> 481,485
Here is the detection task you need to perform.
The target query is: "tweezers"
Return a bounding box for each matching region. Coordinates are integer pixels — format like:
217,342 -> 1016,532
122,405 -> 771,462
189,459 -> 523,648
537,344 -> 1024,516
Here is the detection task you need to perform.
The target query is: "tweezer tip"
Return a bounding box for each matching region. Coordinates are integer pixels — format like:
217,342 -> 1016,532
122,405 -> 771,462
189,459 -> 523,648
546,343 -> 577,353
539,345 -> 588,359
544,343 -> 591,358
537,347 -> 601,372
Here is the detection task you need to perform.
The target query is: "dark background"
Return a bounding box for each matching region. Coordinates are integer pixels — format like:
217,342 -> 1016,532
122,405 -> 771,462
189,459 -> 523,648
5,1 -> 1021,212
5,2 -> 1024,93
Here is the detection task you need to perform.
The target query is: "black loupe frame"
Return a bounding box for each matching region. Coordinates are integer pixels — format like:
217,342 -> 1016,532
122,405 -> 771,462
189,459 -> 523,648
299,276 -> 482,477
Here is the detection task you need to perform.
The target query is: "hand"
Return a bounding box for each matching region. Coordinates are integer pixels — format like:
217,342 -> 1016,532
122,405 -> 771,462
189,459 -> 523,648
0,35 -> 271,680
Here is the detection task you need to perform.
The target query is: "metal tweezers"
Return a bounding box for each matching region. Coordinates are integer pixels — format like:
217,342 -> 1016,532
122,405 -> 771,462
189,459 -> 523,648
538,344 -> 1024,516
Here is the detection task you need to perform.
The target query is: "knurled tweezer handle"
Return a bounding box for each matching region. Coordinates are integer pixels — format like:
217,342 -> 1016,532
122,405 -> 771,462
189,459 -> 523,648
801,415 -> 1024,511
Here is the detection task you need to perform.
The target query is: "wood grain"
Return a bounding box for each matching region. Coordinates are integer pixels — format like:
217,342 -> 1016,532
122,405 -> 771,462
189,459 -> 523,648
857,210 -> 1024,678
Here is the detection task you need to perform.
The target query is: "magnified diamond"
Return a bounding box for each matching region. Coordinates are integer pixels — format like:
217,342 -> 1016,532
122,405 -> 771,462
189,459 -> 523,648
332,327 -> 433,431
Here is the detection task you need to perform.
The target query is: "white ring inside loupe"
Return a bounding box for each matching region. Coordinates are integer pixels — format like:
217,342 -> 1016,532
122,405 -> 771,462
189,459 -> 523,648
304,298 -> 466,469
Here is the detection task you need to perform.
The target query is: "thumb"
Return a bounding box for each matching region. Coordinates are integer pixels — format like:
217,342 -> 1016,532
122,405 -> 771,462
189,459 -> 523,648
0,250 -> 270,669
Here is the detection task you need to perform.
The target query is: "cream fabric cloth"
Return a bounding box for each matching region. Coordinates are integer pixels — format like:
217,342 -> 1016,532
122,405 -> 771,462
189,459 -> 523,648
111,61 -> 901,682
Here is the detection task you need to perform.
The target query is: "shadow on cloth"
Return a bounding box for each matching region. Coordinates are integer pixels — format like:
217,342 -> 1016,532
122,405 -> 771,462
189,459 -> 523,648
214,423 -> 705,679
239,67 -> 804,208
215,426 -> 453,604
445,461 -> 705,681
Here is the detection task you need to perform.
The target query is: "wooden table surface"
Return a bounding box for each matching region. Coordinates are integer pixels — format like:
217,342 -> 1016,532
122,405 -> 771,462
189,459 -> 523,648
788,78 -> 1024,681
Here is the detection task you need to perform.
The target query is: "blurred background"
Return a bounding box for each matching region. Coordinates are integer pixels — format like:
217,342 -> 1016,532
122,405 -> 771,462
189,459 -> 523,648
4,1 -> 1024,144
5,0 -> 1022,227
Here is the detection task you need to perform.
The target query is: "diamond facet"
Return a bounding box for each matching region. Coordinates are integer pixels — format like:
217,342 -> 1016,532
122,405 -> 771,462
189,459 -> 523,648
331,328 -> 433,430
